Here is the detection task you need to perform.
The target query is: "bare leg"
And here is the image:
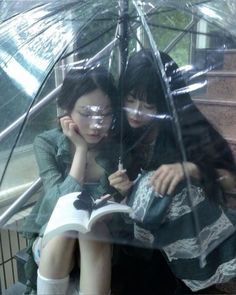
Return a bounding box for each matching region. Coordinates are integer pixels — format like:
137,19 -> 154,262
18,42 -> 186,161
37,234 -> 76,294
79,222 -> 112,295
39,234 -> 76,278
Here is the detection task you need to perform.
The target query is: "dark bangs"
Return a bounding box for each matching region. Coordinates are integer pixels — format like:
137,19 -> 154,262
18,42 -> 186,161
123,49 -> 167,112
129,78 -> 164,107
57,66 -> 117,113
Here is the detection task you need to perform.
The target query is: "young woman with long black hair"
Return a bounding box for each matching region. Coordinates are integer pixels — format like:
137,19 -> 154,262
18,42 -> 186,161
109,49 -> 236,293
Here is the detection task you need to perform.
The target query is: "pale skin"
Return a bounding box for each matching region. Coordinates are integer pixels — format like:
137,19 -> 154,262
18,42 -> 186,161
108,169 -> 133,196
39,88 -> 113,295
109,96 -> 236,197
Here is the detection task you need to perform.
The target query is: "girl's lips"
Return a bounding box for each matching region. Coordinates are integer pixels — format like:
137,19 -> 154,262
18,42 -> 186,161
87,134 -> 101,138
128,118 -> 142,125
86,133 -> 104,141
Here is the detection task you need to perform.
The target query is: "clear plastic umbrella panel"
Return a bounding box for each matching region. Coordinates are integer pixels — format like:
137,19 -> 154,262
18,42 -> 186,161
0,0 -> 236,273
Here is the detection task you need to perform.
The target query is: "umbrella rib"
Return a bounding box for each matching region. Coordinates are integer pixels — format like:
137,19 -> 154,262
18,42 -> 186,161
141,21 -> 228,39
62,24 -> 117,60
132,14 -> 233,44
131,1 -> 229,41
0,15 -> 67,68
0,2 -> 47,24
133,0 -> 206,266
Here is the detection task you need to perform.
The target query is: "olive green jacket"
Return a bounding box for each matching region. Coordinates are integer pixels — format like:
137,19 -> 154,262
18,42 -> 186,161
22,128 -> 124,293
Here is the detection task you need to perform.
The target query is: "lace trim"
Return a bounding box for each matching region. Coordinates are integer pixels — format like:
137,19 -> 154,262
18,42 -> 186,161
163,212 -> 235,261
183,258 -> 236,291
134,223 -> 154,245
166,186 -> 205,221
130,171 -> 155,222
130,172 -> 205,223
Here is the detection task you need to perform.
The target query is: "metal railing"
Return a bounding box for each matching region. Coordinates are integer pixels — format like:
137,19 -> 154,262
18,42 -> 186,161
0,86 -> 61,143
0,178 -> 42,227
0,86 -> 61,228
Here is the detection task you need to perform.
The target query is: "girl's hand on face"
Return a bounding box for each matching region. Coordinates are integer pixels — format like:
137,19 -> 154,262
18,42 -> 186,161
108,170 -> 133,196
150,162 -> 200,196
60,116 -> 87,150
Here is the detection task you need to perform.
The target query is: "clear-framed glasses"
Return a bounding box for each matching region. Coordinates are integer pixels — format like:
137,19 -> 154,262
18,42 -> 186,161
77,105 -> 113,129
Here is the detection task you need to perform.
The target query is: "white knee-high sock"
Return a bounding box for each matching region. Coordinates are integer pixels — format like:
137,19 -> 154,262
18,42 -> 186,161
37,270 -> 69,295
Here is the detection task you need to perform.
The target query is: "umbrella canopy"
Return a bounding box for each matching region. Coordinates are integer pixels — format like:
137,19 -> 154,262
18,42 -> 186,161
0,0 -> 236,269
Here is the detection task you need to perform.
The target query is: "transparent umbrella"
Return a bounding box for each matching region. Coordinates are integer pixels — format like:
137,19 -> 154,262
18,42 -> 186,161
0,0 -> 236,289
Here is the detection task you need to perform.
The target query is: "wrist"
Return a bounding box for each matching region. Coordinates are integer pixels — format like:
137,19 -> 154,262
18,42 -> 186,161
185,162 -> 201,180
75,144 -> 87,154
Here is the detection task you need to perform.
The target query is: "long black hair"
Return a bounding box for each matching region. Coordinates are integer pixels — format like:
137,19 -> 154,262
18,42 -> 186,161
122,49 -> 236,202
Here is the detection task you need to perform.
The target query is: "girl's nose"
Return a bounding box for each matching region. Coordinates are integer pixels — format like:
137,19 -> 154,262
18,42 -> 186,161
89,116 -> 104,129
133,101 -> 143,116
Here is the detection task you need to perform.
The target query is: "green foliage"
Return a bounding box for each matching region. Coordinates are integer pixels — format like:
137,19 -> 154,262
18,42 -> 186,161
149,8 -> 192,66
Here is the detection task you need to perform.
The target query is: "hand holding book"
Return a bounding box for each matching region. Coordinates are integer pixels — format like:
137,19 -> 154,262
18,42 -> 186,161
42,192 -> 132,247
73,191 -> 114,211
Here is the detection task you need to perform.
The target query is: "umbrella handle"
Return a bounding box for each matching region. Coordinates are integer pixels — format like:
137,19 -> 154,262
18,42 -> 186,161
118,157 -> 123,170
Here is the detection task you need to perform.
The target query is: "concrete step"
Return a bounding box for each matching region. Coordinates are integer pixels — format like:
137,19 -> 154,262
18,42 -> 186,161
193,48 -> 236,72
194,99 -> 236,140
207,71 -> 236,100
193,48 -> 224,71
223,49 -> 236,71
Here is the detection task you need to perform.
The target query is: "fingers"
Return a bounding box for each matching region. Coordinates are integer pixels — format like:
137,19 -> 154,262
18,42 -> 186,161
153,174 -> 181,195
60,116 -> 77,135
152,172 -> 173,195
108,170 -> 133,196
115,181 -> 132,195
166,175 -> 181,195
60,117 -> 86,149
108,170 -> 127,186
150,163 -> 184,196
60,116 -> 72,128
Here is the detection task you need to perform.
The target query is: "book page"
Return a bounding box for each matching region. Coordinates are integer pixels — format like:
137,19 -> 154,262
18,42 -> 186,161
87,201 -> 132,230
42,192 -> 90,247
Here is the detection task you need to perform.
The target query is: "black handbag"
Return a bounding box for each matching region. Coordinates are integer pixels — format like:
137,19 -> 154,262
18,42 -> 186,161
127,171 -> 173,244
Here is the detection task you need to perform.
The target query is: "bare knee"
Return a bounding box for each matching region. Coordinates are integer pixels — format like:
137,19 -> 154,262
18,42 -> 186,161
79,222 -> 112,262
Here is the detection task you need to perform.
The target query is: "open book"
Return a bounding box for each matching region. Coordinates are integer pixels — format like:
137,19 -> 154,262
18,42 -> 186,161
42,192 -> 132,247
